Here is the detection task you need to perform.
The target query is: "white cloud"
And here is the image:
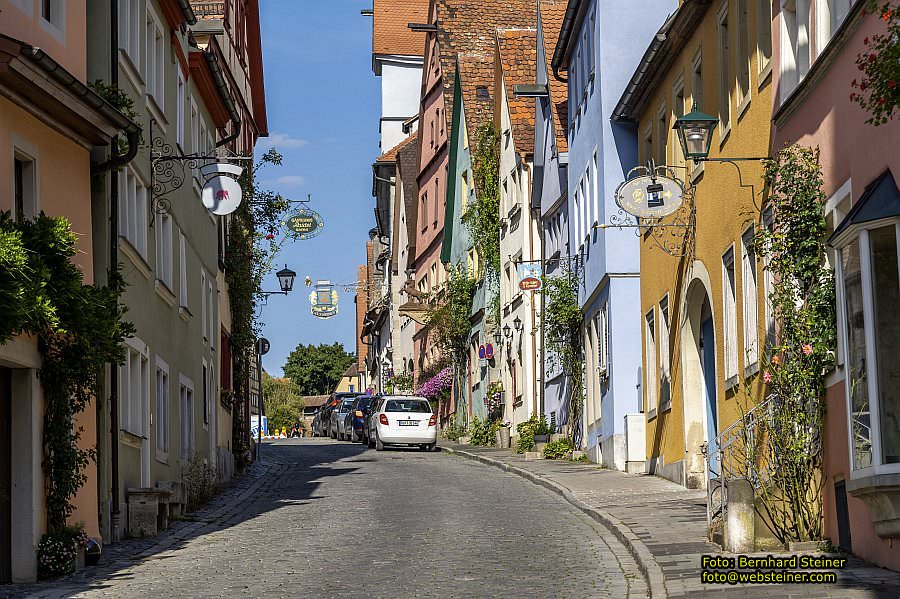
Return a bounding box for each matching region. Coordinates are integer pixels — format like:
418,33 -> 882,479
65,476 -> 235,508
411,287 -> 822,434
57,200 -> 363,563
258,133 -> 308,151
274,175 -> 305,187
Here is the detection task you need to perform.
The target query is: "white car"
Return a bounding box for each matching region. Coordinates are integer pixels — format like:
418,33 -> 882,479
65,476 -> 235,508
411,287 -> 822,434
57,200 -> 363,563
367,396 -> 436,451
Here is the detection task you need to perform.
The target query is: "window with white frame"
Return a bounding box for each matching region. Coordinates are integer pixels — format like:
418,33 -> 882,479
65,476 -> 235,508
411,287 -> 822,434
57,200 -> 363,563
762,208 -> 777,351
597,303 -> 609,380
155,359 -> 169,454
176,70 -> 186,148
781,0 -> 812,101
118,0 -> 140,65
645,309 -> 658,411
145,7 -> 165,110
741,227 -> 759,369
120,343 -> 148,437
208,277 -> 216,350
835,219 -> 900,472
723,246 -> 739,382
201,270 -> 208,341
119,166 -> 148,258
591,150 -> 599,227
179,232 -> 188,309
672,77 -> 686,170
190,97 -> 200,156
40,0 -> 64,30
817,0 -> 853,57
757,0 -> 773,74
180,379 -> 194,460
202,361 -> 210,426
573,178 -> 582,244
659,296 -> 671,409
156,213 -> 173,290
13,150 -> 38,221
580,175 -> 588,241
717,2 -> 732,133
656,103 -> 668,166
736,0 -> 751,107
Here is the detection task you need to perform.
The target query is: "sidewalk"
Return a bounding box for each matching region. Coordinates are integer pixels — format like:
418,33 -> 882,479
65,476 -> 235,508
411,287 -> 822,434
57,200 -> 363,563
3,459 -> 278,599
442,441 -> 900,599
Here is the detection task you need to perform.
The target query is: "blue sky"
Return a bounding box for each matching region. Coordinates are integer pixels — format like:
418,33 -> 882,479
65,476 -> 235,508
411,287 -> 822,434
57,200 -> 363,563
257,0 -> 379,376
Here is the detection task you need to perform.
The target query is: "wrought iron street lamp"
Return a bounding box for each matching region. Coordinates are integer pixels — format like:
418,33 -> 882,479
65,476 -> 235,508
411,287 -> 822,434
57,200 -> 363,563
513,316 -> 523,332
503,324 -> 512,341
276,265 -> 297,293
672,103 -> 718,162
261,265 -> 297,298
493,332 -> 503,346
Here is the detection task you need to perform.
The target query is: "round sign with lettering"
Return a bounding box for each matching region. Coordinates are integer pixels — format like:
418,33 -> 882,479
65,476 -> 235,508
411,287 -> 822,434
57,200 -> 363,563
615,174 -> 684,219
202,175 -> 243,216
284,209 -> 325,240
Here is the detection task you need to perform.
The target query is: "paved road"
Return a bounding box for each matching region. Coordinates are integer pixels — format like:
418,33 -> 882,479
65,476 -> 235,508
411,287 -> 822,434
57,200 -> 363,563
15,438 -> 647,598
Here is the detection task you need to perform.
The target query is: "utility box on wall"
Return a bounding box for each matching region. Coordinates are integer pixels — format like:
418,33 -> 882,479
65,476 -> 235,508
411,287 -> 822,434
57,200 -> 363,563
625,414 -> 647,474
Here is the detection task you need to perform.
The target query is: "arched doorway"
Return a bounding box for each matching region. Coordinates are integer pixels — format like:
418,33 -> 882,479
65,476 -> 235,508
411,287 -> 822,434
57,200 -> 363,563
681,271 -> 718,489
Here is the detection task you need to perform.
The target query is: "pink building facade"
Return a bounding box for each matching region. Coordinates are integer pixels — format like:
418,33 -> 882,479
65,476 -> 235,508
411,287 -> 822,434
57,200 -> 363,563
772,0 -> 900,570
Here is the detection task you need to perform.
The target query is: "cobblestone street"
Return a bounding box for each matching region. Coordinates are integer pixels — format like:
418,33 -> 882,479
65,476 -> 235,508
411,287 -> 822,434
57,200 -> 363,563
5,439 -> 645,599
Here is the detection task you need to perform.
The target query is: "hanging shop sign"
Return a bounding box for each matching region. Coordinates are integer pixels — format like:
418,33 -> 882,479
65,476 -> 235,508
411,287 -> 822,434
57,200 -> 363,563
614,172 -> 684,219
309,280 -> 339,319
284,209 -> 325,239
517,262 -> 543,291
201,174 -> 243,216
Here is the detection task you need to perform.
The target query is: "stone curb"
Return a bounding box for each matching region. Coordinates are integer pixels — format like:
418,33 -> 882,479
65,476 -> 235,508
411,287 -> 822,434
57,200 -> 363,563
443,446 -> 668,599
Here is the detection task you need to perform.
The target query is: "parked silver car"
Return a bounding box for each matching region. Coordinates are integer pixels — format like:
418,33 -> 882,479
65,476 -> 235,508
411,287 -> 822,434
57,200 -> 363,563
330,397 -> 355,440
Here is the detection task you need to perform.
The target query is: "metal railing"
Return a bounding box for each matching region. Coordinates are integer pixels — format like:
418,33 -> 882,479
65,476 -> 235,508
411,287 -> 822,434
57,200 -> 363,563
707,394 -> 778,529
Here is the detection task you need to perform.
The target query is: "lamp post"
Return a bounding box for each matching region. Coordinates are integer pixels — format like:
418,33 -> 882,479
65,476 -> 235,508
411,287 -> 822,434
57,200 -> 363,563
255,264 -> 296,460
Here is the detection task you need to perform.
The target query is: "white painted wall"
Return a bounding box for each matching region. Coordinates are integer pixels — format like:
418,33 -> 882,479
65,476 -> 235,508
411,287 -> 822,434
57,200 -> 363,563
379,60 -> 422,151
498,77 -> 542,430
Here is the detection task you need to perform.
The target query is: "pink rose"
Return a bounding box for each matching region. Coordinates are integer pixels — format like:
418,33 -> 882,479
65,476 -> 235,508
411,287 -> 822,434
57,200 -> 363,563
802,344 -> 813,356
763,371 -> 773,383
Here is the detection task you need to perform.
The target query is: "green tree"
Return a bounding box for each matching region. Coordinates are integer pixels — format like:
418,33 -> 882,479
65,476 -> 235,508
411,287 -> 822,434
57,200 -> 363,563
262,372 -> 305,432
283,342 -> 355,395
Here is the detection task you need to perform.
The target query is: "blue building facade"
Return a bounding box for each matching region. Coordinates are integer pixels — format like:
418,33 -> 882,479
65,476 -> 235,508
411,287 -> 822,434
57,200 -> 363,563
552,0 -> 676,469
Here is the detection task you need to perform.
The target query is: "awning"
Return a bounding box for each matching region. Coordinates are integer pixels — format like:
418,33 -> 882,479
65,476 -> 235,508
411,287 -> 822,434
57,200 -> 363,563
831,170 -> 900,243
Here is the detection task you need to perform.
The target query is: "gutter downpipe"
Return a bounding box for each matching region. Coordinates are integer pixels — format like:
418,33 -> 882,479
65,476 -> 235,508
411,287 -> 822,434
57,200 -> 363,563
550,0 -> 580,82
204,52 -> 242,148
107,0 -> 122,543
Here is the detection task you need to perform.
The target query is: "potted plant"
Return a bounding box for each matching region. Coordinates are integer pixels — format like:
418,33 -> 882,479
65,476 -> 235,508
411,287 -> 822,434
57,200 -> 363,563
37,526 -> 90,579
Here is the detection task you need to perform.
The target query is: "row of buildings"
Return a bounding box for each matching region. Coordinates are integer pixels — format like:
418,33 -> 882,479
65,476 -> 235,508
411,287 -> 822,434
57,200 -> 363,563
352,0 -> 900,570
0,0 -> 268,582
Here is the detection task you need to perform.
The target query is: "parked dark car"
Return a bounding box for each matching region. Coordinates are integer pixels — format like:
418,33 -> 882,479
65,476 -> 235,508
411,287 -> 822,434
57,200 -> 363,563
347,395 -> 375,442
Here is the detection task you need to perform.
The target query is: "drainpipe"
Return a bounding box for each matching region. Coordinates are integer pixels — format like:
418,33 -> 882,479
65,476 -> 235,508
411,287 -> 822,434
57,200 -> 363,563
550,0 -> 580,82
203,52 -> 242,149
107,0 -> 121,543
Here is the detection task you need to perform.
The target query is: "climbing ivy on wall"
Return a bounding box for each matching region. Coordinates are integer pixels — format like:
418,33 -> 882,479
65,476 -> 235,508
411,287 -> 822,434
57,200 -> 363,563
732,145 -> 836,545
464,123 -> 502,324
224,149 -> 291,470
542,269 -> 584,447
0,212 -> 133,531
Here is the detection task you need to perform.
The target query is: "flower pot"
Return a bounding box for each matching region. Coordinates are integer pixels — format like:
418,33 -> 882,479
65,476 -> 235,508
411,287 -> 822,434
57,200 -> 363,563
76,546 -> 86,571
533,434 -> 550,444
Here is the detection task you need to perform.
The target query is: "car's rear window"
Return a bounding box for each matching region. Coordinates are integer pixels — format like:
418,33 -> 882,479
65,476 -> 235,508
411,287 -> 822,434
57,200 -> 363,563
339,400 -> 353,412
355,398 -> 374,410
384,399 -> 432,413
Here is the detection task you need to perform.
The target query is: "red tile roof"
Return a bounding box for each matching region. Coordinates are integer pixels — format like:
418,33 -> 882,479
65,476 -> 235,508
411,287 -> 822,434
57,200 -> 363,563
376,131 -> 421,163
435,0 -> 538,136
497,28 -> 538,156
373,0 -> 430,57
539,0 -> 568,153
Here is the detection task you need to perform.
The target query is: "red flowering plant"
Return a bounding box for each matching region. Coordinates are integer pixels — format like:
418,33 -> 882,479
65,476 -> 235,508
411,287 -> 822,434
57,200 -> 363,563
851,1 -> 900,124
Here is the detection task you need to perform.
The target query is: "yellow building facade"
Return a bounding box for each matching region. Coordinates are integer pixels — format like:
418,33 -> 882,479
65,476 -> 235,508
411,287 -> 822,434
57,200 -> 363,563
614,0 -> 774,489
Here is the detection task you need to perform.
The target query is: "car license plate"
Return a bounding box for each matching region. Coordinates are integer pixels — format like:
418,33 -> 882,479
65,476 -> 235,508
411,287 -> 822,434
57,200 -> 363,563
398,420 -> 419,426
